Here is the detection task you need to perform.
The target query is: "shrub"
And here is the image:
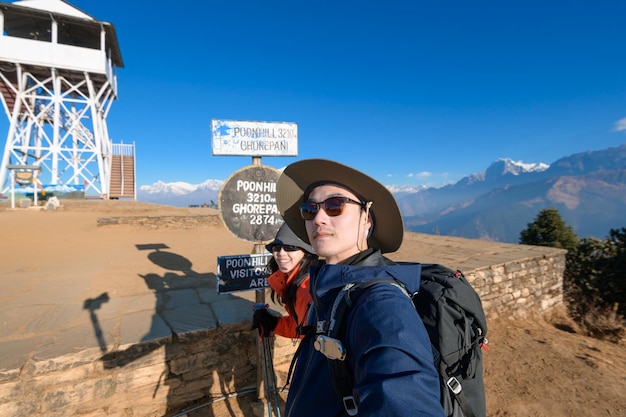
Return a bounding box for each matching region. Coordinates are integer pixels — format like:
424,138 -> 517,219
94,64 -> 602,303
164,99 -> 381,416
564,229 -> 626,341
521,209 -> 625,342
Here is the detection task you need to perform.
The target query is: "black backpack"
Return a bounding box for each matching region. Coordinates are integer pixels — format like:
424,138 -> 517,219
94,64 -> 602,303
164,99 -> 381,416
315,263 -> 488,417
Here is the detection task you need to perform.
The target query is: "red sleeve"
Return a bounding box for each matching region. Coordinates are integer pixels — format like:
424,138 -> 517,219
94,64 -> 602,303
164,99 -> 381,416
273,315 -> 298,338
272,275 -> 312,339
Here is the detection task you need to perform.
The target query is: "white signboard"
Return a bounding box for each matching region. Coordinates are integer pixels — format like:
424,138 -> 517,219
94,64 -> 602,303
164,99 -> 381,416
211,119 -> 298,156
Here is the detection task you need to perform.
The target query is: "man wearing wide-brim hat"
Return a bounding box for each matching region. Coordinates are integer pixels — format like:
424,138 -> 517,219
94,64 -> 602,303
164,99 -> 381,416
277,159 -> 445,417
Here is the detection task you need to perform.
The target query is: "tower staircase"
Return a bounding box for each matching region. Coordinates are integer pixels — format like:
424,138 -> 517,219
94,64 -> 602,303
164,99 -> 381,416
109,143 -> 136,199
0,70 -> 17,113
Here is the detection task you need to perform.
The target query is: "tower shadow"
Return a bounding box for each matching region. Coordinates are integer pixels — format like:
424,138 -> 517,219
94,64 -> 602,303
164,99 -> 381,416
85,243 -> 256,416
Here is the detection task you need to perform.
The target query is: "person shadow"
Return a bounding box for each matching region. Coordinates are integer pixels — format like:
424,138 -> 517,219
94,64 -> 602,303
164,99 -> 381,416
86,243 -> 255,416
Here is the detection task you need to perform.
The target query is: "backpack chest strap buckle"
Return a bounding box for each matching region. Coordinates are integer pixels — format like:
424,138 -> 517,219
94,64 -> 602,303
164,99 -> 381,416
446,376 -> 463,395
343,395 -> 358,416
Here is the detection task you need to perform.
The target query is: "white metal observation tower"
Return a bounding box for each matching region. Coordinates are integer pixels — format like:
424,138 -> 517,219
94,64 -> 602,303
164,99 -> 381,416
0,0 -> 135,199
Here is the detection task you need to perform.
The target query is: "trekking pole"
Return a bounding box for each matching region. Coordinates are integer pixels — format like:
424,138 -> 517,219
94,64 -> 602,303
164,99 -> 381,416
259,333 -> 274,417
254,303 -> 277,417
263,336 -> 282,417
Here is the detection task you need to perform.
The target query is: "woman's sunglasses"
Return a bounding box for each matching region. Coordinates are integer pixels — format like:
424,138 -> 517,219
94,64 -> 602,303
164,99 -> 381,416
299,196 -> 364,220
271,244 -> 300,253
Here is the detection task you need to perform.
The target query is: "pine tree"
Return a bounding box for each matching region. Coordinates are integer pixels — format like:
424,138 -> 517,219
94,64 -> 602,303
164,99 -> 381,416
519,207 -> 578,251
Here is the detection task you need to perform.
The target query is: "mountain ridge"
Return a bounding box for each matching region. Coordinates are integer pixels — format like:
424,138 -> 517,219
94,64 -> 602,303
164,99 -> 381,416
402,144 -> 626,242
137,143 -> 626,242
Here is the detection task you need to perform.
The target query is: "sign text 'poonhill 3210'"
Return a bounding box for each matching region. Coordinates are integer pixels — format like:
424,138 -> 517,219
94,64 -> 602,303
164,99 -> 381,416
211,119 -> 298,156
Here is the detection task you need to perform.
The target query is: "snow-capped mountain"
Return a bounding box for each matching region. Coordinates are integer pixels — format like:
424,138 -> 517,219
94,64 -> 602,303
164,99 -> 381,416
459,158 -> 549,185
134,144 -> 626,243
136,158 -> 550,208
138,179 -> 223,207
139,180 -> 198,195
386,184 -> 423,194
401,144 -> 626,242
485,158 -> 549,178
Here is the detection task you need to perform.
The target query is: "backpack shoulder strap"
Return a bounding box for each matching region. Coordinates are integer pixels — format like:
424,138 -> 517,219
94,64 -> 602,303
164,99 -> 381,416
321,278 -> 409,416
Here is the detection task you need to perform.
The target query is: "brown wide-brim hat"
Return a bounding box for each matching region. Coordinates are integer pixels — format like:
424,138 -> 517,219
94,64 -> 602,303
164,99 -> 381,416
276,159 -> 403,253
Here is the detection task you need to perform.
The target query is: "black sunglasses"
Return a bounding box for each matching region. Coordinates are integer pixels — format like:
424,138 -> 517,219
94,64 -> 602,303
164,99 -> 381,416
299,196 -> 364,220
271,244 -> 300,253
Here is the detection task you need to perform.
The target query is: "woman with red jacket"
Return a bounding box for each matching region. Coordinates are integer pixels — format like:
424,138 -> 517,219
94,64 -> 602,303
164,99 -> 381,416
252,223 -> 317,339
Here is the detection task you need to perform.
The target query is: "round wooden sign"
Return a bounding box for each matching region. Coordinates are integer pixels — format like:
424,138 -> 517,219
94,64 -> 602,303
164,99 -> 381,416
219,165 -> 283,243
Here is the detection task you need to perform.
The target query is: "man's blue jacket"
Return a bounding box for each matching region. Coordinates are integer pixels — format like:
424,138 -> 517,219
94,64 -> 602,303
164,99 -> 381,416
284,249 -> 446,417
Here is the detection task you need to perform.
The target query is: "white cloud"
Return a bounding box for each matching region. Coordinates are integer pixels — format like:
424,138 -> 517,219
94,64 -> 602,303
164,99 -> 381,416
612,117 -> 626,132
407,171 -> 432,179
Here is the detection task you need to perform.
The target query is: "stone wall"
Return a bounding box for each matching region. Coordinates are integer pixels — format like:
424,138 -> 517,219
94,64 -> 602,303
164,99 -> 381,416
466,250 -> 567,320
0,215 -> 568,417
0,322 -> 258,417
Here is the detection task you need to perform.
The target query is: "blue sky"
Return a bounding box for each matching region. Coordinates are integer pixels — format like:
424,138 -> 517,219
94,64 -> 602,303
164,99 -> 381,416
5,0 -> 626,189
